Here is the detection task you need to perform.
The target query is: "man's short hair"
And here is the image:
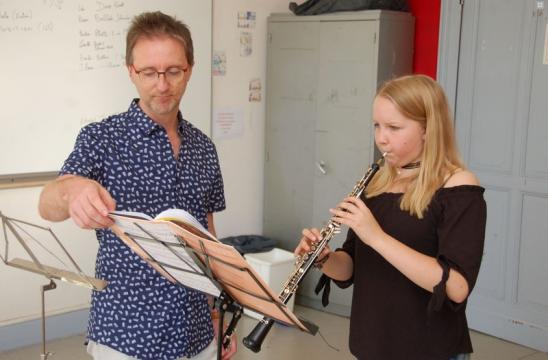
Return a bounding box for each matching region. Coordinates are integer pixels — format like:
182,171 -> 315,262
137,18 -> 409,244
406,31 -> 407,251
126,11 -> 194,66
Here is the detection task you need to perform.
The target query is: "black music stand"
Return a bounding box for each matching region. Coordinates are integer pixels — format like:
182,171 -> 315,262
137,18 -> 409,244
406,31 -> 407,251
109,213 -> 318,360
0,212 -> 108,360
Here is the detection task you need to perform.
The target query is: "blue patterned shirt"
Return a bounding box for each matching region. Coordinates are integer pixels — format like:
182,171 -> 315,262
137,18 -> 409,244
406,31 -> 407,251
60,100 -> 226,359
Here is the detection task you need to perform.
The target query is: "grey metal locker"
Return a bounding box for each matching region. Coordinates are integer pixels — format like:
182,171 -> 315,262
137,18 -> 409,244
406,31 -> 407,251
263,10 -> 414,315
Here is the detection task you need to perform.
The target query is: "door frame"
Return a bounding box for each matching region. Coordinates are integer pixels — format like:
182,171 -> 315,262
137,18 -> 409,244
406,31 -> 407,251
437,0 -> 463,118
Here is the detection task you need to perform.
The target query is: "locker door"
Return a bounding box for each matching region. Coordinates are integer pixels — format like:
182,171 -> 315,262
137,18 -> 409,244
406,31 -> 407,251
297,20 -> 378,314
263,21 -> 319,251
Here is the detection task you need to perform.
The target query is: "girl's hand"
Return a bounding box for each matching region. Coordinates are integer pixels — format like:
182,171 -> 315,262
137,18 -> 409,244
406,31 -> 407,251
329,197 -> 384,246
294,228 -> 331,261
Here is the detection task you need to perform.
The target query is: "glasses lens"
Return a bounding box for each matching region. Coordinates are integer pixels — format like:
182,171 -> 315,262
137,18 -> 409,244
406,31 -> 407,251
166,68 -> 185,83
138,70 -> 158,85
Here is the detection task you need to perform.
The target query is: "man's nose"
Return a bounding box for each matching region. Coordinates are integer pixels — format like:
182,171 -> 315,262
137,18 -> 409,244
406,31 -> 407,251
156,73 -> 170,90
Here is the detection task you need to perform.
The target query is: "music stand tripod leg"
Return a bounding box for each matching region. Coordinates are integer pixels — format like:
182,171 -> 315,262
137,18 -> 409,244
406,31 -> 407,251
216,302 -> 225,360
40,280 -> 56,360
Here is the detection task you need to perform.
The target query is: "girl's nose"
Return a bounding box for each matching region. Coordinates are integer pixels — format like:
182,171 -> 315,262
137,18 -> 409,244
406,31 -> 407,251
375,128 -> 387,145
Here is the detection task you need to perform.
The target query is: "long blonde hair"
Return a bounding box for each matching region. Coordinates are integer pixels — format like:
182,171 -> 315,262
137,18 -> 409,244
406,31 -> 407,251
366,75 -> 464,218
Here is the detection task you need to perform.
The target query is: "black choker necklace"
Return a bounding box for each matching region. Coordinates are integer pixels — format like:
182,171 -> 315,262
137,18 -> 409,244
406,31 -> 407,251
401,161 -> 421,170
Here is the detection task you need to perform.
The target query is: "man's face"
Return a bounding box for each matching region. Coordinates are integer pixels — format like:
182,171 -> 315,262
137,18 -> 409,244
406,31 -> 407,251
129,35 -> 192,123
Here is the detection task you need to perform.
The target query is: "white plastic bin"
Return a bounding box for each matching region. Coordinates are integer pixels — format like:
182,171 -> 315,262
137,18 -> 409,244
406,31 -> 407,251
244,248 -> 296,320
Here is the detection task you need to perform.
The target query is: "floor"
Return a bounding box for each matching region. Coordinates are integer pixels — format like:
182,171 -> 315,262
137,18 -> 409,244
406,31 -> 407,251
0,305 -> 546,360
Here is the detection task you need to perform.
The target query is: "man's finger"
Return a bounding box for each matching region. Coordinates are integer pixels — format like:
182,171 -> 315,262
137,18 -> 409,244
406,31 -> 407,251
87,193 -> 114,227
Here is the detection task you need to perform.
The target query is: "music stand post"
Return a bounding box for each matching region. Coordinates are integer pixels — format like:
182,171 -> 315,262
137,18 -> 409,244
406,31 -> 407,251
215,291 -> 243,360
0,212 -> 108,360
40,280 -> 56,360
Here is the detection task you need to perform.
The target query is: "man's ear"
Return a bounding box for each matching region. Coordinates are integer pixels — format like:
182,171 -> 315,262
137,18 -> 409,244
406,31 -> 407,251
127,65 -> 136,84
186,65 -> 194,82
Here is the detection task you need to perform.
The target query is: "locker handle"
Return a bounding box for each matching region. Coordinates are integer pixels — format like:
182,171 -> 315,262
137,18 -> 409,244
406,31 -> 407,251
316,161 -> 327,175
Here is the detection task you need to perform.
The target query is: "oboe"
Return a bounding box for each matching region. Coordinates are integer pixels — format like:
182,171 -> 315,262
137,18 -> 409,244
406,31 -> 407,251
243,154 -> 385,352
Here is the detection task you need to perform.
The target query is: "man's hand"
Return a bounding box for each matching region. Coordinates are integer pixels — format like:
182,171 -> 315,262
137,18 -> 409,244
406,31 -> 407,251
39,175 -> 116,229
64,177 -> 116,229
211,310 -> 237,360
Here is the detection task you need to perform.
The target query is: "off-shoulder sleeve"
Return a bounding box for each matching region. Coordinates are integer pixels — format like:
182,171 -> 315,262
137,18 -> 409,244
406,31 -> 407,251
331,228 -> 357,289
314,229 -> 356,306
429,185 -> 487,313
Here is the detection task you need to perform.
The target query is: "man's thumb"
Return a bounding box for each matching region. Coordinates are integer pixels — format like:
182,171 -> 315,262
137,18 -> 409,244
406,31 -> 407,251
99,187 -> 116,212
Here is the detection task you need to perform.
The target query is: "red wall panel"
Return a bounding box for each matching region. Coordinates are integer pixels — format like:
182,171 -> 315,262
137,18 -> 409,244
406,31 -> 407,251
408,0 -> 441,78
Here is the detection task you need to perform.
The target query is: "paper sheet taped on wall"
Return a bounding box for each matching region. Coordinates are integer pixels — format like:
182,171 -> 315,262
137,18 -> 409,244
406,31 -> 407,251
213,108 -> 244,140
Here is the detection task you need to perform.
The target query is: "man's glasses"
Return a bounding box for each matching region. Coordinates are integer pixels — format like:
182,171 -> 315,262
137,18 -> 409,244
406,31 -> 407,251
132,65 -> 189,85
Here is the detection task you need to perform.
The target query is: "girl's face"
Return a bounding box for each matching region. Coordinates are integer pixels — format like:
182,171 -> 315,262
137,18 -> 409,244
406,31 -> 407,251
372,96 -> 426,168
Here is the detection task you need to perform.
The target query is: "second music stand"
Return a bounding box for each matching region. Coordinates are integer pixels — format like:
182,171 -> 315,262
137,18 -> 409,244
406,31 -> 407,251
0,212 -> 107,360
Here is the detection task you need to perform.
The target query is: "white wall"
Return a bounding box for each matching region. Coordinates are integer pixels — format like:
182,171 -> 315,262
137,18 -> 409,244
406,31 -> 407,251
0,0 -> 290,329
212,0 -> 289,237
0,188 -> 96,326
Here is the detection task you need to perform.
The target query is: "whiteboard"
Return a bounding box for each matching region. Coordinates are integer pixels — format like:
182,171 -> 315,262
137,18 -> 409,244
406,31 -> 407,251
0,0 -> 212,175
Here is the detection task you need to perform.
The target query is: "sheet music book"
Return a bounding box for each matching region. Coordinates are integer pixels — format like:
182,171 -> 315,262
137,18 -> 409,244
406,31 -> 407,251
109,211 -> 310,332
110,211 -> 221,297
111,208 -> 216,241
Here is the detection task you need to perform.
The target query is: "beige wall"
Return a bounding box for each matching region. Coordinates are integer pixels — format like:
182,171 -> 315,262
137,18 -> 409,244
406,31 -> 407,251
213,0 -> 289,237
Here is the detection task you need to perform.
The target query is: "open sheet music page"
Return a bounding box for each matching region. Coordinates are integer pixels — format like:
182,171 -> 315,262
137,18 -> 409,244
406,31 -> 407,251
110,208 -> 217,241
109,213 -> 221,297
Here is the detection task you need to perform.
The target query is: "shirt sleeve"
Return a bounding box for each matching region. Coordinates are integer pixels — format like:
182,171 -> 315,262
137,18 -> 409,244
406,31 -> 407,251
206,143 -> 226,213
331,228 -> 357,289
429,186 -> 487,312
59,125 -> 103,181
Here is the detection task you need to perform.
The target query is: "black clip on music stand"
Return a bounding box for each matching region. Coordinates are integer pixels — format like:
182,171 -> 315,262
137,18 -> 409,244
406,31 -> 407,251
0,212 -> 108,360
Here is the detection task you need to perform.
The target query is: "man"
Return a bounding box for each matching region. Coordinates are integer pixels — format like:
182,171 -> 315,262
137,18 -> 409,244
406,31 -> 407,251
39,11 -> 236,360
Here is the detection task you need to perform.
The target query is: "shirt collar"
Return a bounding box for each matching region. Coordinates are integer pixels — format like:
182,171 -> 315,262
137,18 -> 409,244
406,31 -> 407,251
127,99 -> 186,136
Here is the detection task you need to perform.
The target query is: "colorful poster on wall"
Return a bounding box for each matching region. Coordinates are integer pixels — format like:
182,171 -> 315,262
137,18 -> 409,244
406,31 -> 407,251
212,51 -> 227,76
237,11 -> 256,28
240,31 -> 252,57
249,78 -> 261,102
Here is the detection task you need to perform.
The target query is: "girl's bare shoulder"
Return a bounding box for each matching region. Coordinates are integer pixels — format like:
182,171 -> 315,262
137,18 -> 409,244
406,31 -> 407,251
443,169 -> 479,187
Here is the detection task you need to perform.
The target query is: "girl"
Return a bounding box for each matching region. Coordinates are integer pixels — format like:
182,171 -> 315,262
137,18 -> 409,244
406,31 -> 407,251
296,75 -> 486,360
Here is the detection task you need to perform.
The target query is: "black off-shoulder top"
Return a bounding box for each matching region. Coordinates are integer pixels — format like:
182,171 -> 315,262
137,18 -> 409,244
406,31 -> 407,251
334,185 -> 486,360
